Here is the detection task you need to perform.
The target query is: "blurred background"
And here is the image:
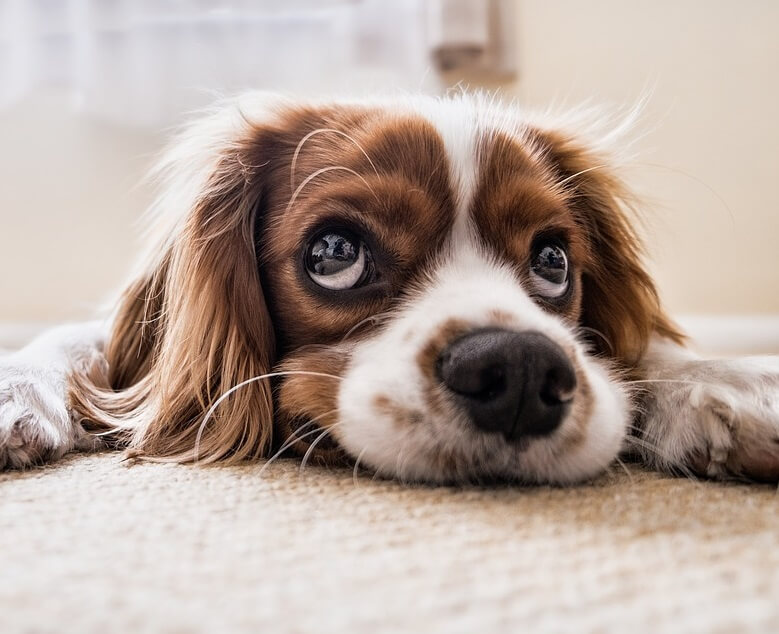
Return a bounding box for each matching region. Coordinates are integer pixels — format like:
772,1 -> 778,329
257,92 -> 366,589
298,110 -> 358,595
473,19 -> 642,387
1,0 -> 777,352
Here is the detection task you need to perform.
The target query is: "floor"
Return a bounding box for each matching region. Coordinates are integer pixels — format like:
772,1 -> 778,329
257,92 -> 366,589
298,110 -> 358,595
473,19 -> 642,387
2,454 -> 778,633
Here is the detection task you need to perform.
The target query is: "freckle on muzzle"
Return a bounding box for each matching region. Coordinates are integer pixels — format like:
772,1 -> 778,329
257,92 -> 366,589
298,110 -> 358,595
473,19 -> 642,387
436,329 -> 576,441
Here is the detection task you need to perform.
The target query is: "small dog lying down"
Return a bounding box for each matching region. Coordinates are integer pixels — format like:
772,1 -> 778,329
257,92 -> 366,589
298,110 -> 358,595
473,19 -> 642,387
1,93 -> 777,483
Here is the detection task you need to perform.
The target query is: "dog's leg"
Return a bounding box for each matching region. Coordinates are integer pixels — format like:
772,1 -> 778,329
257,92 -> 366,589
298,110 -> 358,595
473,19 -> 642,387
632,337 -> 779,480
0,322 -> 107,469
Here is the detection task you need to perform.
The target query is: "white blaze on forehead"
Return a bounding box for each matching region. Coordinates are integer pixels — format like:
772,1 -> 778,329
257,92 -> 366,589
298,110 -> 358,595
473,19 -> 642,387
411,98 -> 482,238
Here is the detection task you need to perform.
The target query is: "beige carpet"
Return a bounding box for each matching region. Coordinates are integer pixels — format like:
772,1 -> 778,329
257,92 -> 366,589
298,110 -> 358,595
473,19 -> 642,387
1,455 -> 778,634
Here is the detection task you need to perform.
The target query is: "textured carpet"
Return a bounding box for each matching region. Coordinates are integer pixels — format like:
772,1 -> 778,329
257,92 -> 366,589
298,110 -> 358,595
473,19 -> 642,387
1,454 -> 778,634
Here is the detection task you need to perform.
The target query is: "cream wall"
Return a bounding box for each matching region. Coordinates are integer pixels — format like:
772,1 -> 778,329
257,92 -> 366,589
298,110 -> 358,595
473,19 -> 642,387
0,1 -> 777,326
0,94 -> 160,323
510,0 -> 779,315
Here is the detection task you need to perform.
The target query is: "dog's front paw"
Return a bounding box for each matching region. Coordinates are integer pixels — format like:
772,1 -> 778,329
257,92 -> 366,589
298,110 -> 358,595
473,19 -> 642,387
638,357 -> 779,481
0,362 -> 89,469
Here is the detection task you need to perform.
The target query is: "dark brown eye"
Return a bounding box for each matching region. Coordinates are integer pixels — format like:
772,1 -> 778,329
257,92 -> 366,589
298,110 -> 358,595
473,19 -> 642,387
305,230 -> 373,290
530,242 -> 569,298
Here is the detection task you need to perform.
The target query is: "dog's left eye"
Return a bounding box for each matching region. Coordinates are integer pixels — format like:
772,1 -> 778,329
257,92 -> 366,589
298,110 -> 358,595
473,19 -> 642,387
530,242 -> 569,299
305,230 -> 373,290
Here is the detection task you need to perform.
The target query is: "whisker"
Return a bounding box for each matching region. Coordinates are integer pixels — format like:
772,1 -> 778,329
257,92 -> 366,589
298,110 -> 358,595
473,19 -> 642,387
395,438 -> 417,487
257,411 -> 338,478
290,128 -> 380,192
625,379 -> 708,387
340,311 -> 393,344
628,161 -> 736,227
257,437 -> 308,479
622,435 -> 701,483
577,326 -> 614,355
352,446 -> 370,487
257,424 -> 323,476
91,427 -> 125,438
621,429 -> 664,454
556,164 -> 609,189
286,165 -> 379,214
613,456 -> 635,483
299,423 -> 344,472
623,421 -> 648,436
193,370 -> 341,464
276,409 -> 338,455
370,464 -> 384,483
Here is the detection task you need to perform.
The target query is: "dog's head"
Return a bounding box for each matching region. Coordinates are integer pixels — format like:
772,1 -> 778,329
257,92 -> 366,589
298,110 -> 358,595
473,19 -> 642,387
75,93 -> 682,484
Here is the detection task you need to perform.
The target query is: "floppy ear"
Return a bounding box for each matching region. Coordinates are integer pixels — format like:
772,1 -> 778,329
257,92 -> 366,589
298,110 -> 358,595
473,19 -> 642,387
536,130 -> 684,367
71,99 -> 279,463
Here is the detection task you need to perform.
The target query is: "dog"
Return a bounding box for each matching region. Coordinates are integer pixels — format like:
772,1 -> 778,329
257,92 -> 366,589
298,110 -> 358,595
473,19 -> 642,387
1,92 -> 778,484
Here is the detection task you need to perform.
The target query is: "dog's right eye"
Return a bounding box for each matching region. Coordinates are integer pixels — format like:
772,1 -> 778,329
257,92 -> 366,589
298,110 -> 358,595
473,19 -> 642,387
305,230 -> 374,290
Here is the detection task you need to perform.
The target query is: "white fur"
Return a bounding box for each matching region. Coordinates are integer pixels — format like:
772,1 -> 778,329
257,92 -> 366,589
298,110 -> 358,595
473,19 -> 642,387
0,322 -> 106,468
338,235 -> 629,484
636,337 -> 779,478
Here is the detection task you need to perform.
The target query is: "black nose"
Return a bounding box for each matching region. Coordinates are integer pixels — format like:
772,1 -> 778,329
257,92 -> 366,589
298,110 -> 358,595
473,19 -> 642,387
436,329 -> 577,441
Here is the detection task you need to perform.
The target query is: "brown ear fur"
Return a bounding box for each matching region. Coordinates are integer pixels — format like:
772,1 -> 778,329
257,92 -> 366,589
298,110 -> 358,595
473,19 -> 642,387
537,130 -> 684,367
71,139 -> 276,464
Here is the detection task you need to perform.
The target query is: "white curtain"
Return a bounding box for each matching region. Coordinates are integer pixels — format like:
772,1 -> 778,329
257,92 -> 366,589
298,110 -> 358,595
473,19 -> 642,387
0,0 -> 512,127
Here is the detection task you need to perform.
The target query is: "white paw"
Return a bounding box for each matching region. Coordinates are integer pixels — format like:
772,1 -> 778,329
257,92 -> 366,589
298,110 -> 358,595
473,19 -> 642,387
0,361 -> 91,469
638,356 -> 779,481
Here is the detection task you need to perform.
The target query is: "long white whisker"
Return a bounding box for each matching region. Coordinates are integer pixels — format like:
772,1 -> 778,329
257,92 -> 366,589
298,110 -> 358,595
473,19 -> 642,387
623,435 -> 701,483
613,456 -> 634,483
91,425 -> 133,438
272,408 -> 338,458
340,312 -> 392,344
286,166 -> 378,214
257,412 -> 338,478
557,164 -> 609,188
577,326 -> 614,355
352,446 -> 370,487
628,161 -> 736,226
626,379 -> 709,387
299,423 -> 344,473
290,128 -> 380,192
257,425 -> 322,476
193,370 -> 341,464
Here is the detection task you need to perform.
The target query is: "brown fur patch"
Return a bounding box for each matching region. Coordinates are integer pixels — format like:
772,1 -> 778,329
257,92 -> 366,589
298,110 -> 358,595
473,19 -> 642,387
471,132 -> 587,321
373,395 -> 425,428
274,343 -> 352,466
73,143 -> 277,464
258,110 -> 456,350
486,309 -> 521,329
416,318 -> 472,385
528,129 -> 684,365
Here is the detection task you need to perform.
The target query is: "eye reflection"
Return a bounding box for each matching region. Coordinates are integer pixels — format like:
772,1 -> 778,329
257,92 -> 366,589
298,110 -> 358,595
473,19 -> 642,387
305,230 -> 372,290
530,242 -> 569,299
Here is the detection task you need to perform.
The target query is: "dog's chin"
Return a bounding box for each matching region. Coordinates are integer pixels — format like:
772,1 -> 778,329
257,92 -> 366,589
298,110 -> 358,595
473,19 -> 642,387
335,418 -> 629,487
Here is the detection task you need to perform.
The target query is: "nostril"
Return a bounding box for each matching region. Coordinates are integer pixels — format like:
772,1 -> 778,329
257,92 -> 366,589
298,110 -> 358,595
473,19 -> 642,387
539,365 -> 577,406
